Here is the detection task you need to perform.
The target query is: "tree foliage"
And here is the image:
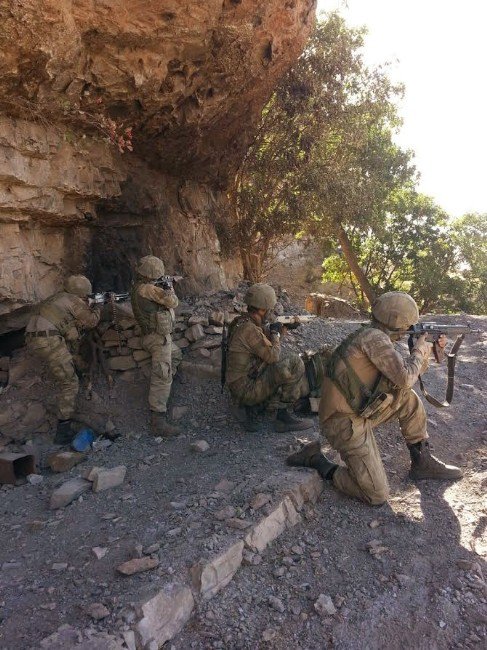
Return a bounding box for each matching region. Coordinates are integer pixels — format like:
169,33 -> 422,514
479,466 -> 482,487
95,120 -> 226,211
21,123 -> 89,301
234,13 -> 486,314
235,14 -> 410,281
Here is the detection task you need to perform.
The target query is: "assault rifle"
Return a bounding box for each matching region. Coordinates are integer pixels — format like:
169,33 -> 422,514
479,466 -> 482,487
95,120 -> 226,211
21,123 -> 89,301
404,321 -> 481,408
274,314 -> 316,330
88,275 -> 184,305
405,322 -> 481,362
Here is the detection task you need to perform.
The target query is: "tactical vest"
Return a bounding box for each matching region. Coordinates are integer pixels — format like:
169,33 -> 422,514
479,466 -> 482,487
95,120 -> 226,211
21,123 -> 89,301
326,325 -> 383,414
227,314 -> 251,345
37,292 -> 77,338
130,283 -> 173,336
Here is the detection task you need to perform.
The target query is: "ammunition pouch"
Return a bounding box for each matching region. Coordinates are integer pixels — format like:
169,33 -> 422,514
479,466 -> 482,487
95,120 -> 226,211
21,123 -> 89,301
302,346 -> 334,396
359,392 -> 394,421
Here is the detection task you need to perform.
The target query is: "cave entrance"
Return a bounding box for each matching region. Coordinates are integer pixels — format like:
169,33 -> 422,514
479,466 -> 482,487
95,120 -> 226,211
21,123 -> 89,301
88,224 -> 145,292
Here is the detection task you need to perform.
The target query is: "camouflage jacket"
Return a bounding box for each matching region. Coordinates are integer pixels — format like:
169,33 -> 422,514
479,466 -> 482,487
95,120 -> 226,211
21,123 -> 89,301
319,325 -> 430,422
26,292 -> 100,340
225,315 -> 280,386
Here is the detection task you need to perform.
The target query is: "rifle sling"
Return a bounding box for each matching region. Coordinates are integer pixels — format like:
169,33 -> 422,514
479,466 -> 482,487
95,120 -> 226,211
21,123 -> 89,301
416,335 -> 464,408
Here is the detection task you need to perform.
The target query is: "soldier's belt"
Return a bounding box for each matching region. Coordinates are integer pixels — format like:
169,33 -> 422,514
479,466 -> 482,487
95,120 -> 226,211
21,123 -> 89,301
26,330 -> 60,338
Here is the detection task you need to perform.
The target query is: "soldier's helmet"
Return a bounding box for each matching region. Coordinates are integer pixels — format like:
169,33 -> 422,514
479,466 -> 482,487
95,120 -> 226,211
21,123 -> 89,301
64,275 -> 92,297
136,255 -> 165,280
244,283 -> 277,310
372,291 -> 419,331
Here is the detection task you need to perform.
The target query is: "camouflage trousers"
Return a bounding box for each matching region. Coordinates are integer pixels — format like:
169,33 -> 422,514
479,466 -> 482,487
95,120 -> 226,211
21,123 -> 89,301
323,388 -> 428,506
142,333 -> 175,413
27,334 -> 78,420
228,353 -> 309,411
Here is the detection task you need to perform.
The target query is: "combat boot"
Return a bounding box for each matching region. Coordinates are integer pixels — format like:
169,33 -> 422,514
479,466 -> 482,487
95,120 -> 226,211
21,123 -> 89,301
150,412 -> 181,438
408,441 -> 463,480
243,406 -> 260,433
54,419 -> 75,445
230,404 -> 261,433
286,440 -> 338,480
274,408 -> 313,433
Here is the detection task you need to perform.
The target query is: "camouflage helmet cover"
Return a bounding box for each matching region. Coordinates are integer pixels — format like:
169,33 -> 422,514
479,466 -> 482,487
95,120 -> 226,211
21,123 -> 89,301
372,291 -> 419,331
64,275 -> 92,297
136,255 -> 165,279
244,283 -> 277,310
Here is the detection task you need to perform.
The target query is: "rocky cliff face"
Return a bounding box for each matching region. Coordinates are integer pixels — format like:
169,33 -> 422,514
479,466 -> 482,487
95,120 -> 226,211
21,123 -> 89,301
0,0 -> 316,333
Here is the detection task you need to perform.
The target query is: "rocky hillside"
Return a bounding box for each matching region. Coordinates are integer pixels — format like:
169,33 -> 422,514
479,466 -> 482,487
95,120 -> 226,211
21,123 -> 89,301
0,0 -> 316,333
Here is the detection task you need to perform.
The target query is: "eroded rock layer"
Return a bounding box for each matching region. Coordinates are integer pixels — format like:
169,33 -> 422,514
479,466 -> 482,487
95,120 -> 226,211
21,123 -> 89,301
0,0 -> 316,333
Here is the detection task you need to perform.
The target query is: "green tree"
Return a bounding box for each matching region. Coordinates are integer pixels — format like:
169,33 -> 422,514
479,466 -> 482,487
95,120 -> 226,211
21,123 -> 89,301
234,14 -> 414,288
322,193 -> 487,314
451,213 -> 487,313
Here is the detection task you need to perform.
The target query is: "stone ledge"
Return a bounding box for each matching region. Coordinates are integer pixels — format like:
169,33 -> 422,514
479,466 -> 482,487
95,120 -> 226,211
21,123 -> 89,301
129,469 -> 323,648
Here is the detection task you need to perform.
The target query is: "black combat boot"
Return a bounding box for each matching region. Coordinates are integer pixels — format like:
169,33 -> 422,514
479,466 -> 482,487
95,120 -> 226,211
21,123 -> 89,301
408,441 -> 463,480
243,406 -> 260,433
54,419 -> 75,445
286,440 -> 338,480
274,408 -> 314,433
150,412 -> 181,438
230,404 -> 261,433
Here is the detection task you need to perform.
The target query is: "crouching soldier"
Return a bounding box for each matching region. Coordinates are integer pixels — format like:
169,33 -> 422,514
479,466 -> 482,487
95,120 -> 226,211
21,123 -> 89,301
131,255 -> 180,437
287,291 -> 462,506
25,275 -> 101,443
226,283 -> 313,433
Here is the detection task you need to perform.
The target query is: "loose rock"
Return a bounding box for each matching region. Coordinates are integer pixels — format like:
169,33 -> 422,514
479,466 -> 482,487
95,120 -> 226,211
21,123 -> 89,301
117,557 -> 159,576
49,478 -> 91,510
86,602 -> 110,620
314,594 -> 336,617
190,440 -> 210,453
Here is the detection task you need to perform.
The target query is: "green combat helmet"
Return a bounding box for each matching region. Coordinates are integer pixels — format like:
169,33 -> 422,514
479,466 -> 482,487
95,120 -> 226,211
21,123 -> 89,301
372,291 -> 419,331
244,283 -> 277,310
64,275 -> 92,297
136,255 -> 165,280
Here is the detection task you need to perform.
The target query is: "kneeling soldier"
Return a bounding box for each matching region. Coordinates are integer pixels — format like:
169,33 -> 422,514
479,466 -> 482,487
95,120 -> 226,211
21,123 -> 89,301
226,283 -> 313,433
131,255 -> 180,437
25,275 -> 101,443
287,291 -> 462,505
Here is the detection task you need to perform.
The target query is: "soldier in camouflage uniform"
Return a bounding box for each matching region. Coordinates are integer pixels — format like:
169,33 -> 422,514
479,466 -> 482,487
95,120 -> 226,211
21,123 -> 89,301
226,283 -> 313,433
25,275 -> 101,443
131,255 -> 181,437
287,292 -> 462,505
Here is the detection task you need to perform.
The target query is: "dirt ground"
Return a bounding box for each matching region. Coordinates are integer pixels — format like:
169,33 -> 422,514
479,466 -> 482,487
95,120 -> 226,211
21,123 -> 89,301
0,313 -> 485,649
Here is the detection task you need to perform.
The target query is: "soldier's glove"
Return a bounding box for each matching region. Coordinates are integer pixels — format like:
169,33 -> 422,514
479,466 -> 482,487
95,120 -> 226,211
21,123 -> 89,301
269,322 -> 284,336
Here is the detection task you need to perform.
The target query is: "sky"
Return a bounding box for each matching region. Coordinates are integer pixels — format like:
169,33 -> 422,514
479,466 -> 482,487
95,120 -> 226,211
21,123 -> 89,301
316,0 -> 487,217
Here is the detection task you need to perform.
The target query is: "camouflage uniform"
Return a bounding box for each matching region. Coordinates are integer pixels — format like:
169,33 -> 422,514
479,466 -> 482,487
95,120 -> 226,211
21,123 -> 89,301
226,315 -> 308,410
131,282 -> 178,413
25,287 -> 100,419
319,325 -> 430,505
288,291 -> 462,502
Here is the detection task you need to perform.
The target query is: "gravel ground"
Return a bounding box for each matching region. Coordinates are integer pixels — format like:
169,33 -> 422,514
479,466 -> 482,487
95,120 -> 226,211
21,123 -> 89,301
0,312 -> 485,649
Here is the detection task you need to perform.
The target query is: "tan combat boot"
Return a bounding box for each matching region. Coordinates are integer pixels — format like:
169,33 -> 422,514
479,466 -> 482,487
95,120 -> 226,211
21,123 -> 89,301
150,412 -> 181,438
408,441 -> 463,480
286,440 -> 338,480
274,409 -> 314,433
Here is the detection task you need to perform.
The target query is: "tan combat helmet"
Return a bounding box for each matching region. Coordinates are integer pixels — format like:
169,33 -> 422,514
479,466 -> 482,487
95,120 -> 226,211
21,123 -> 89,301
64,275 -> 92,297
136,255 -> 165,280
372,291 -> 419,331
244,283 -> 277,310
